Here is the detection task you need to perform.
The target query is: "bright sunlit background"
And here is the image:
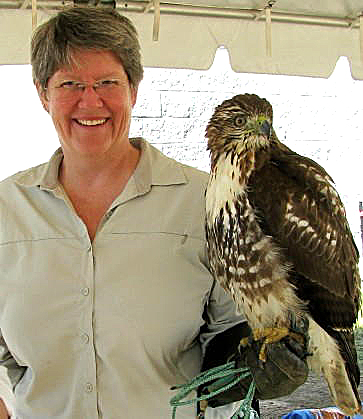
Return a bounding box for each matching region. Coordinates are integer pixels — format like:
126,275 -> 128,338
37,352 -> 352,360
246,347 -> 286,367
1,64 -> 58,178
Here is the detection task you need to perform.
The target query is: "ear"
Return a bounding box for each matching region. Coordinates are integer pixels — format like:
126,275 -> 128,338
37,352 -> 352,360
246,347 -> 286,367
35,81 -> 49,113
130,84 -> 138,108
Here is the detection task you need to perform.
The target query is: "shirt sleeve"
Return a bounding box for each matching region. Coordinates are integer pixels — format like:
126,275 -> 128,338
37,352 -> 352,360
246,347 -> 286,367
199,279 -> 246,354
0,328 -> 25,396
0,332 -> 16,417
198,282 -> 247,418
0,367 -> 14,418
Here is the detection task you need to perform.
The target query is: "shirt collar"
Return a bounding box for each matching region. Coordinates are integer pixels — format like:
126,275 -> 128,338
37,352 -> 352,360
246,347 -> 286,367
14,148 -> 63,191
15,138 -> 187,192
131,138 -> 187,192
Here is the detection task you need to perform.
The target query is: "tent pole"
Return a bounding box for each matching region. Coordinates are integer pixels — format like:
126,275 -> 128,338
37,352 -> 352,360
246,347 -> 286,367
153,0 -> 160,41
121,2 -> 357,29
265,5 -> 272,57
143,0 -> 160,42
31,0 -> 37,29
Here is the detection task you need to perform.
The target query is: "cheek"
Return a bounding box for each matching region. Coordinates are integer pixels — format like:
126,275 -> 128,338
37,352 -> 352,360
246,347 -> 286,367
111,99 -> 133,123
48,101 -> 71,123
48,105 -> 73,138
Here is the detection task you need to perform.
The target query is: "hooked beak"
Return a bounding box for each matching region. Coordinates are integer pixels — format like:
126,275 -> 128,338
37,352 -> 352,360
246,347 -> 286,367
260,120 -> 271,138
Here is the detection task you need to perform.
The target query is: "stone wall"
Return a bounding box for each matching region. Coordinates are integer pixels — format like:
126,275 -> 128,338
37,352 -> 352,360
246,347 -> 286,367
130,48 -> 363,256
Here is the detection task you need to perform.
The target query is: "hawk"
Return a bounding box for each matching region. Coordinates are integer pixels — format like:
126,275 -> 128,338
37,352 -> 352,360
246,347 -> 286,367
205,93 -> 361,415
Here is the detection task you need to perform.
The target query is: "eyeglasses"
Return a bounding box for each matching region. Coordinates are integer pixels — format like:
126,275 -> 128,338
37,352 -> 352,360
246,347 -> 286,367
48,78 -> 125,100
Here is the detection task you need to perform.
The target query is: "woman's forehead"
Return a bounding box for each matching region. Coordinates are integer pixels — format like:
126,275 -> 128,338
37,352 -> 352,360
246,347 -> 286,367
52,50 -> 127,80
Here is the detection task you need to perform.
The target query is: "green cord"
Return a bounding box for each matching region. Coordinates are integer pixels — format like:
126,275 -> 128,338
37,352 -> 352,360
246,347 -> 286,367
232,380 -> 257,419
170,361 -> 259,419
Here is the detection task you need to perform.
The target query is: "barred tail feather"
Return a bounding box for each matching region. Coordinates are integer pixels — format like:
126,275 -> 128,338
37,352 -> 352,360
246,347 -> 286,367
307,318 -> 362,416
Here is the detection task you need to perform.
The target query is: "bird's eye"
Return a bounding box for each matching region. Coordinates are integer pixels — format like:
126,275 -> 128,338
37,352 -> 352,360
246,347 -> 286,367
234,116 -> 245,127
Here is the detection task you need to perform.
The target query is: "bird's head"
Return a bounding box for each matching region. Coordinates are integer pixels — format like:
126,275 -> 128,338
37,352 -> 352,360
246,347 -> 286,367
206,94 -> 274,155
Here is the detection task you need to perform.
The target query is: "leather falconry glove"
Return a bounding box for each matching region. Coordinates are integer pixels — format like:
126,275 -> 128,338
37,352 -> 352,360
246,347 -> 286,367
199,316 -> 309,409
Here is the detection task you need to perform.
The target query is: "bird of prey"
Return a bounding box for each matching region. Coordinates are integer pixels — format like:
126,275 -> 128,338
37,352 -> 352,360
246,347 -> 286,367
205,93 -> 361,415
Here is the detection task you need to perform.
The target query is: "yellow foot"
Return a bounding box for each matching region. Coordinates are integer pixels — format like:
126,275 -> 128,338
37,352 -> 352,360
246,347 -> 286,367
240,327 -> 290,361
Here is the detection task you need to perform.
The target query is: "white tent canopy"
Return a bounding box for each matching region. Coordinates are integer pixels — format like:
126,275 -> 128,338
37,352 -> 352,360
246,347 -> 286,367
1,0 -> 363,79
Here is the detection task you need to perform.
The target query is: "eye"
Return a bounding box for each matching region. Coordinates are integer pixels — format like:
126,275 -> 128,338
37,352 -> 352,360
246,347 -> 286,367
58,81 -> 82,89
97,79 -> 120,88
234,116 -> 245,127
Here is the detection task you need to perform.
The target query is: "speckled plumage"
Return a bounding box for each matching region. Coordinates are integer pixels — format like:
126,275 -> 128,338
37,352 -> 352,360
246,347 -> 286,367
205,93 -> 361,415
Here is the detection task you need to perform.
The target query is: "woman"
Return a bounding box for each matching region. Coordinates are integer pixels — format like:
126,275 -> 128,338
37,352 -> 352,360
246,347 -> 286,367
0,7 -> 308,418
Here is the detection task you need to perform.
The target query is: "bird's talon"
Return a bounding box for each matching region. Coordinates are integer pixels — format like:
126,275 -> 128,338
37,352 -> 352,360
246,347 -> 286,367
259,342 -> 267,362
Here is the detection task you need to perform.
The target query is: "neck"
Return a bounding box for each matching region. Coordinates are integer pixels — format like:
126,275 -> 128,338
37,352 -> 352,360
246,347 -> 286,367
59,142 -> 140,197
210,143 -> 256,177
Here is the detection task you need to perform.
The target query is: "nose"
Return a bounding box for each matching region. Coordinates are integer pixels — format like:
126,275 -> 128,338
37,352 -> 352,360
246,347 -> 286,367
78,85 -> 103,108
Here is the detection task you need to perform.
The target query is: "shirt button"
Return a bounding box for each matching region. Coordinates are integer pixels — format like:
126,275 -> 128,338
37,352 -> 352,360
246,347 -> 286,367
81,287 -> 90,296
81,333 -> 89,344
85,383 -> 93,393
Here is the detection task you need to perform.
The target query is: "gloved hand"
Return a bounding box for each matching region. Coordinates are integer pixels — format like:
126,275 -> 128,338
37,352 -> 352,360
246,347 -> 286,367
199,317 -> 309,408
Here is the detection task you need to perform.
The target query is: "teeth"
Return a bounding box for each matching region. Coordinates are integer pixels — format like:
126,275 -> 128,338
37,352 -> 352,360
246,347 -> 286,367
77,119 -> 107,126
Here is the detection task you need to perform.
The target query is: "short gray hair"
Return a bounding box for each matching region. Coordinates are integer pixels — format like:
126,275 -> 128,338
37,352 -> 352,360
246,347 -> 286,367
31,6 -> 143,90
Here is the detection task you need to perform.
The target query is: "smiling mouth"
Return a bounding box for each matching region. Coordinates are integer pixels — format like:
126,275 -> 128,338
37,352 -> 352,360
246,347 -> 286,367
75,119 -> 109,126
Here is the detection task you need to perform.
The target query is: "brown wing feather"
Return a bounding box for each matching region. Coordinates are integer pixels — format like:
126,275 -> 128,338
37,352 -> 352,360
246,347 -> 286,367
247,142 -> 361,329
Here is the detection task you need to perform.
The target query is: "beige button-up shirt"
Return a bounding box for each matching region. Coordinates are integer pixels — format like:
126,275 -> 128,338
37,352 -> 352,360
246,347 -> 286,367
0,139 -> 244,418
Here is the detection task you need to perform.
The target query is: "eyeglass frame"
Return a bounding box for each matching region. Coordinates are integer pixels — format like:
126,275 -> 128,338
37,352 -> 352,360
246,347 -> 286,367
44,78 -> 129,100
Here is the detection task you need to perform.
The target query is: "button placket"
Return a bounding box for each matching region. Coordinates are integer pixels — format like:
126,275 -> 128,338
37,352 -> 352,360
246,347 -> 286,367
78,244 -> 97,409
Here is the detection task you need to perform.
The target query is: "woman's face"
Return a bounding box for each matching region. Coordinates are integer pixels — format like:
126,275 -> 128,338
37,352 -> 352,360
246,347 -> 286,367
38,49 -> 138,160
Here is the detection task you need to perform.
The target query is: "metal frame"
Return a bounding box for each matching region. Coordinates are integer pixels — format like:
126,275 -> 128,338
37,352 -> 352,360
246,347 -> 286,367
0,0 -> 361,29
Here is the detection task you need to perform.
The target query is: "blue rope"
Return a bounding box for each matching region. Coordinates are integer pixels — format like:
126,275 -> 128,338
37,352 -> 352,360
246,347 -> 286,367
170,361 -> 259,419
